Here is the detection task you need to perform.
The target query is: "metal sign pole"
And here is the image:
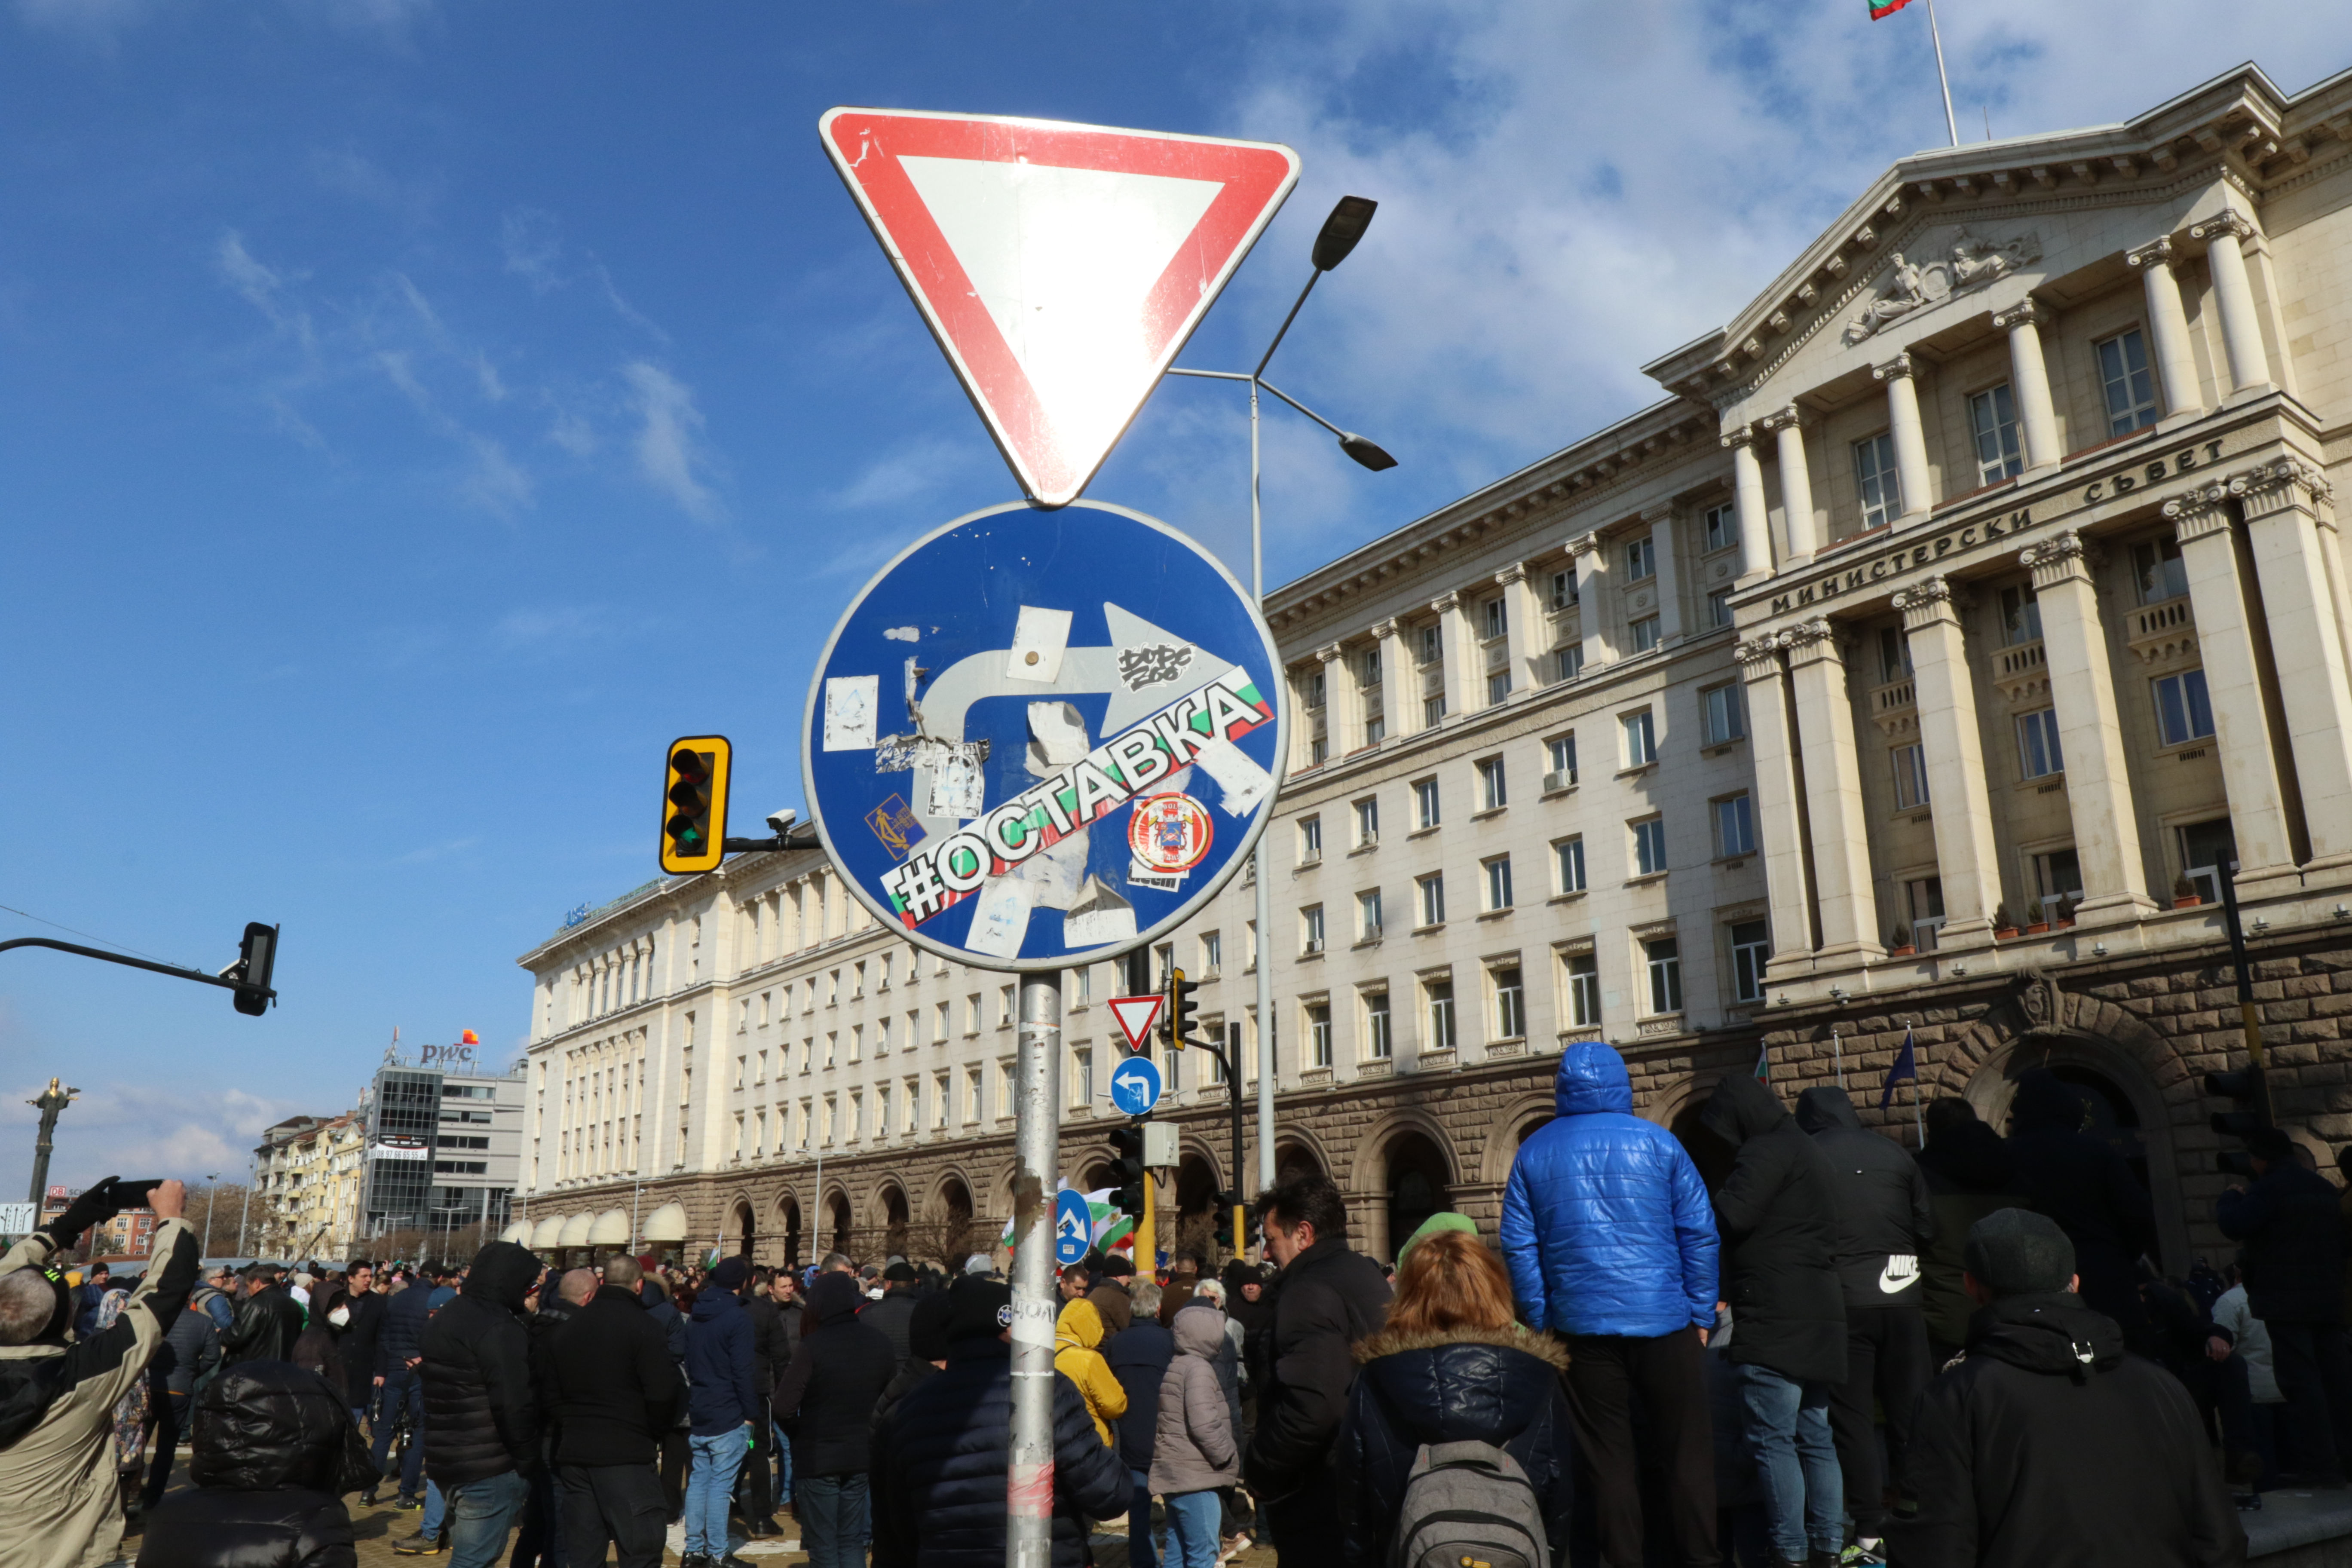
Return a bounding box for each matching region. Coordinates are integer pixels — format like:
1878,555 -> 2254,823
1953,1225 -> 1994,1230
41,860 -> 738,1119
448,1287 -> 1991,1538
1251,380 -> 1277,1197
1008,971 -> 1063,1568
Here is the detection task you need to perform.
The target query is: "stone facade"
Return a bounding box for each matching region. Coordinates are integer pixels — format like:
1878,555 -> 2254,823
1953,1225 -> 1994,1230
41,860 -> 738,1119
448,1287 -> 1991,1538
515,60 -> 2352,1272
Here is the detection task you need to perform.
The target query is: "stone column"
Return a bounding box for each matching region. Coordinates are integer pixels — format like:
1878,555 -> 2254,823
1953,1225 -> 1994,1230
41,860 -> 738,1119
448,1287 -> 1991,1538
1432,589 -> 1474,720
1372,617 -> 1405,744
1764,406 -> 1819,563
2191,211 -> 2273,398
1783,619 -> 1884,962
1499,561 -> 1547,695
2235,459 -> 2352,868
1570,533 -> 1612,665
1874,353 -> 1935,524
2128,236 -> 2204,422
1724,423 -> 1773,585
2162,481 -> 2300,895
1891,576 -> 2002,946
2018,532 -> 2159,922
1737,635 -> 1815,972
1316,641 -> 1354,759
1994,299 -> 2062,472
1645,502 -> 1684,644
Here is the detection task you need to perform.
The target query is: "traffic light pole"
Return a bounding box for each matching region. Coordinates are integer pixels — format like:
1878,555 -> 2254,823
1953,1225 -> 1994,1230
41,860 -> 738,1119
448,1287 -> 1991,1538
0,935 -> 277,1010
2217,863 -> 2273,1121
1008,970 -> 1063,1568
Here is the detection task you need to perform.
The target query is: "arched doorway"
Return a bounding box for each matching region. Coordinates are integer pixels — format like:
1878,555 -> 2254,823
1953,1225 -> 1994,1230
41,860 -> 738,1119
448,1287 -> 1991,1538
1382,1131 -> 1452,1265
1274,1140 -> 1323,1183
779,1195 -> 803,1272
940,1177 -> 975,1266
826,1192 -> 852,1259
730,1200 -> 754,1261
1174,1153 -> 1221,1262
882,1186 -> 910,1259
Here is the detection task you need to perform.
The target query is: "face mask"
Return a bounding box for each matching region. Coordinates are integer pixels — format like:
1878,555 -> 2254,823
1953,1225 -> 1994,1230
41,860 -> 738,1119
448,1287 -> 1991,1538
328,1306 -> 351,1327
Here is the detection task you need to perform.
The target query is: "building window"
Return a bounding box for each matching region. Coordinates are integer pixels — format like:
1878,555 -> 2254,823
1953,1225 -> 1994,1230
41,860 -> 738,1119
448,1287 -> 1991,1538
1478,756 -> 1508,811
1487,670 -> 1512,706
1564,952 -> 1602,1029
1729,920 -> 1771,1003
1299,815 -> 1323,864
999,984 -> 1016,1027
1363,990 -> 1392,1059
1310,736 -> 1330,766
1302,905 -> 1326,954
1357,889 -> 1383,941
1622,709 -> 1657,767
1355,797 -> 1379,846
1714,794 -> 1756,858
2153,669 -> 2215,747
1708,588 -> 1733,628
1493,966 -> 1525,1039
2017,708 -> 2064,779
1417,873 -> 1446,928
1483,597 -> 1508,639
1074,966 -> 1093,1006
1629,615 -> 1662,653
1365,712 -> 1386,746
1625,536 -> 1656,580
2000,583 -> 2043,646
1073,1047 -> 1093,1109
1967,383 -> 2024,484
965,1069 -> 982,1124
1550,569 -> 1577,610
1632,817 -> 1669,876
1893,743 -> 1931,809
1425,979 -> 1458,1051
1854,432 -> 1902,529
1418,625 -> 1442,665
1554,835 -> 1586,894
1701,683 -> 1746,744
2097,328 -> 2160,434
1906,876 -> 1946,950
1546,734 -> 1577,788
1483,855 -> 1515,912
1359,645 -> 1382,687
1200,931 -> 1222,976
2134,537 -> 2189,604
1306,1002 -> 1333,1068
1424,694 -> 1447,728
1644,937 -> 1684,1014
1304,669 -> 1327,710
1415,777 -> 1441,830
932,1075 -> 948,1130
1876,626 -> 1911,683
1555,643 -> 1586,683
2178,818 -> 2236,905
1704,502 -> 1736,553
2029,848 -> 2085,921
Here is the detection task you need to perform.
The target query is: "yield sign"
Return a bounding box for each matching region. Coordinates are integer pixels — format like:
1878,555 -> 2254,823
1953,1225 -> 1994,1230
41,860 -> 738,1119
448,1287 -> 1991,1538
1107,994 -> 1165,1054
820,108 -> 1300,508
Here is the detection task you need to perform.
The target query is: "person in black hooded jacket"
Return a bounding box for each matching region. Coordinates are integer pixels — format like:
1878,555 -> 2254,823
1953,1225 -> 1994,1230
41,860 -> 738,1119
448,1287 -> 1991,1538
1888,1208 -> 2245,1568
2219,1124 -> 2352,1484
1703,1073 -> 1844,1568
1793,1084 -> 1934,1560
418,1240 -> 545,1566
1915,1099 -> 2030,1363
550,1255 -> 680,1568
2004,1069 -> 2159,1356
772,1271 -> 898,1568
135,1360 -> 376,1568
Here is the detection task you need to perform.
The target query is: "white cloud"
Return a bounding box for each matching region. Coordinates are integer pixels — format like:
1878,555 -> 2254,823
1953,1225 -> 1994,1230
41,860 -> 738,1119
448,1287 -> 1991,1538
0,1079 -> 300,1188
622,361 -> 723,521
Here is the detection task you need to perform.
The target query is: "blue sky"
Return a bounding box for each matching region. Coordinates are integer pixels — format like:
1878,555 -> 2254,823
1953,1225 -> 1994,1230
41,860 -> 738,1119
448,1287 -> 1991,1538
2,0 -> 2339,1183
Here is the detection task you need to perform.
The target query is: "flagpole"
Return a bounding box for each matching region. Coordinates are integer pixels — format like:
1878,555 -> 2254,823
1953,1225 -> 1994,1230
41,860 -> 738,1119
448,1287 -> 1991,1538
1911,1076 -> 1924,1148
1925,0 -> 1959,147
1833,1026 -> 1844,1089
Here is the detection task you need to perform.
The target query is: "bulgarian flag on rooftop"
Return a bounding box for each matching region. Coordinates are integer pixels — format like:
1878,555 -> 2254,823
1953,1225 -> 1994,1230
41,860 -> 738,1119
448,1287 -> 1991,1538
1869,0 -> 1916,17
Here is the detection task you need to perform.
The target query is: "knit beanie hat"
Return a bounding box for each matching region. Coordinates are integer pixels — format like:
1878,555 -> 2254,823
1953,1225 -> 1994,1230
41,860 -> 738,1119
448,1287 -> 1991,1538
1395,1211 -> 1479,1268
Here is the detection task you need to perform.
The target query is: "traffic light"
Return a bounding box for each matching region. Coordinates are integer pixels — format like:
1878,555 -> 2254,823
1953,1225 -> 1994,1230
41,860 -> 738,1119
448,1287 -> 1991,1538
1213,1189 -> 1242,1253
660,736 -> 732,874
2206,1065 -> 2271,1176
230,922 -> 278,1017
1160,966 -> 1200,1052
1107,1125 -> 1146,1218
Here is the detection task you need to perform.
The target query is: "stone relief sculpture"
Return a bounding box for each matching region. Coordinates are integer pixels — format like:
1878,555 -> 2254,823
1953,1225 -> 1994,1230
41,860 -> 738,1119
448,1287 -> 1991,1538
1844,230 -> 2043,344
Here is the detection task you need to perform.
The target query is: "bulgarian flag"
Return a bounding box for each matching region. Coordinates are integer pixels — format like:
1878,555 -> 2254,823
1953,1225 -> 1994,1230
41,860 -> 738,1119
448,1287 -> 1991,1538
1869,0 -> 1916,16
1001,1186 -> 1136,1255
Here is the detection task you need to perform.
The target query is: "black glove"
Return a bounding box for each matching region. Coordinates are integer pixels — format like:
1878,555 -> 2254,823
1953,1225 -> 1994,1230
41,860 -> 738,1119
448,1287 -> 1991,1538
37,1175 -> 125,1249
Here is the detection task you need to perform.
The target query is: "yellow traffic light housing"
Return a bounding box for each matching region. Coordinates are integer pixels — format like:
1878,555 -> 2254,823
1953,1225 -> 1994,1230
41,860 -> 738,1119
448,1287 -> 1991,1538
660,736 -> 732,874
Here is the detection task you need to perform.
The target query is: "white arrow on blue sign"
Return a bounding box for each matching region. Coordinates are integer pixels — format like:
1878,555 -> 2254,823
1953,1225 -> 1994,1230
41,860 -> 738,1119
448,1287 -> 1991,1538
803,500 -> 1287,971
1053,1188 -> 1094,1266
1108,1056 -> 1163,1118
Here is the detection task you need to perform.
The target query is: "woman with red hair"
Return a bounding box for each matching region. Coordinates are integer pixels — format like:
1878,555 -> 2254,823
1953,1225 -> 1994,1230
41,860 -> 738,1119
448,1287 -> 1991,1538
1333,1217 -> 1574,1565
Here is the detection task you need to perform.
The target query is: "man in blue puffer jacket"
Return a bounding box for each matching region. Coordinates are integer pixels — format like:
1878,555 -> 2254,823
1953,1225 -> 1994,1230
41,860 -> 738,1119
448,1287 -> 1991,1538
681,1256 -> 761,1568
1501,1040 -> 1722,1568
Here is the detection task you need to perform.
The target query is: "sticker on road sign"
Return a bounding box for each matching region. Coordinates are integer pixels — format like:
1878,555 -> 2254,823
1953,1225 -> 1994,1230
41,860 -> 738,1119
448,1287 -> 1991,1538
1110,1055 -> 1163,1118
1107,995 -> 1164,1053
819,108 -> 1300,509
1054,1188 -> 1094,1266
804,500 -> 1286,972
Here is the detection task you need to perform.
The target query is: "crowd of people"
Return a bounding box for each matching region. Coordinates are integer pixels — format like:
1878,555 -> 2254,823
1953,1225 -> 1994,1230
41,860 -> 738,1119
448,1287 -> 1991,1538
2,1037 -> 2346,1566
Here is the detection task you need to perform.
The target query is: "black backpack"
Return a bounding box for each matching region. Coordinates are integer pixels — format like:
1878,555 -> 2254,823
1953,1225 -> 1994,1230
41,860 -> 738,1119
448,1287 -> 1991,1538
1388,1439 -> 1547,1568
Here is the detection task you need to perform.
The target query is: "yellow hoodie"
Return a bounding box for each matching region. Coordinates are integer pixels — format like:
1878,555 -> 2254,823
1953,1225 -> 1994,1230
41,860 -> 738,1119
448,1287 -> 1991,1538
1054,1296 -> 1128,1446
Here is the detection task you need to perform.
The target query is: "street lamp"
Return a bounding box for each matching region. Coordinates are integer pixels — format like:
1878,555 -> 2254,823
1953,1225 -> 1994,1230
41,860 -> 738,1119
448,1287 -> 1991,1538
1163,193 -> 1397,1193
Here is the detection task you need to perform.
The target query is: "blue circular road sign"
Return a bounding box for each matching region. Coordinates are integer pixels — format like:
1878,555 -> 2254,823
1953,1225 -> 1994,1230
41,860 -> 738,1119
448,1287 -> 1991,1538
1108,1056 -> 1163,1118
1054,1188 -> 1094,1266
804,500 -> 1286,971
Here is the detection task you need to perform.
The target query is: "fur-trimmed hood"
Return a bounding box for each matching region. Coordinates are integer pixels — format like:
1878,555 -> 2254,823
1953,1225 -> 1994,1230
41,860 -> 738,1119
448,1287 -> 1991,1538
1353,1323 -> 1570,1371
1343,1322 -> 1573,1507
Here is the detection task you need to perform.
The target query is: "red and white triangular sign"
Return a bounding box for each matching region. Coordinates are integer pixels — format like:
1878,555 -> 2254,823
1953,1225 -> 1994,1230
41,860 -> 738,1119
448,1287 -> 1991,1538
821,108 -> 1300,508
1107,995 -> 1165,1054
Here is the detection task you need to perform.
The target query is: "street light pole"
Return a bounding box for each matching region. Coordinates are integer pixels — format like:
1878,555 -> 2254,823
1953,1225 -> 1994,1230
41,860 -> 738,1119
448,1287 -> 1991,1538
1161,195 -> 1392,1199
201,1173 -> 219,1258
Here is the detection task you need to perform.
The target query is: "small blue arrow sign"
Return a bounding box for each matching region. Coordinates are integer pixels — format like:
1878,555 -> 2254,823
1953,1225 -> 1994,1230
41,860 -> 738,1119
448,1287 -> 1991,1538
1109,1056 -> 1163,1118
1054,1188 -> 1093,1266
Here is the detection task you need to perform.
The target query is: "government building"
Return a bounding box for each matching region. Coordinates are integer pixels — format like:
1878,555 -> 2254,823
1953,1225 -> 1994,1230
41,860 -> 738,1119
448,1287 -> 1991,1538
513,61 -> 2352,1277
